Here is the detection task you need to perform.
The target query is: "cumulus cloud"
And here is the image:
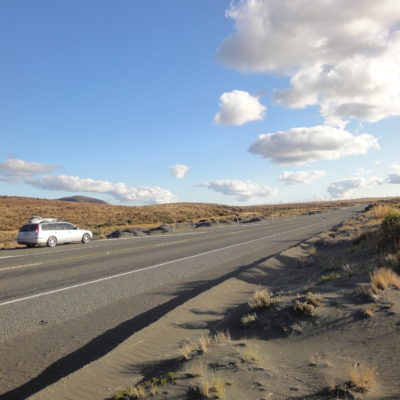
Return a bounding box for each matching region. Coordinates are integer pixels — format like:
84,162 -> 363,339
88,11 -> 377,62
249,125 -> 379,165
169,164 -> 189,179
280,170 -> 325,185
327,177 -> 384,198
217,0 -> 400,124
388,173 -> 400,184
388,164 -> 400,183
214,90 -> 266,125
0,158 -> 59,181
201,179 -> 277,202
25,175 -> 177,204
390,164 -> 400,173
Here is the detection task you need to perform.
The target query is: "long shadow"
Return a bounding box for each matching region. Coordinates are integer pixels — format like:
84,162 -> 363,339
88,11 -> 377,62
0,248 -> 286,400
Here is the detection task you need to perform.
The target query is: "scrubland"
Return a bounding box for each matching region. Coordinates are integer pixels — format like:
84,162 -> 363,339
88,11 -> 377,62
0,195 -> 367,248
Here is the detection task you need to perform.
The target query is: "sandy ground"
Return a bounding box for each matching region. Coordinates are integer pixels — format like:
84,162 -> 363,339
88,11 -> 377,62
30,211 -> 400,400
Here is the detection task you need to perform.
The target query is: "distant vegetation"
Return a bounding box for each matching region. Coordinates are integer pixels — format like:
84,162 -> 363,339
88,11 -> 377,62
57,195 -> 109,204
0,195 -> 395,247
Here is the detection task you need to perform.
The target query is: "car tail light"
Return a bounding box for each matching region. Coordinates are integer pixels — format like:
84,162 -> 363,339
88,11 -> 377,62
35,225 -> 40,238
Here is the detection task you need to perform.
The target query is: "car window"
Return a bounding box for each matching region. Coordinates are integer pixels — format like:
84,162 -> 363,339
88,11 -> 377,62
19,224 -> 38,232
62,223 -> 76,230
41,224 -> 52,231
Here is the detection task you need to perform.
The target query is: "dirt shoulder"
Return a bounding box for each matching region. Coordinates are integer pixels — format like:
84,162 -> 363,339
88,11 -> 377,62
31,203 -> 400,400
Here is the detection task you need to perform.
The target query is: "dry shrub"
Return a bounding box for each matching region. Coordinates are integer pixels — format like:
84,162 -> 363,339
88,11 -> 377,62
188,362 -> 207,378
371,204 -> 397,219
198,334 -> 212,353
328,363 -> 377,397
248,289 -> 279,309
212,330 -> 231,345
294,300 -> 315,316
125,384 -> 146,398
306,292 -> 323,307
239,342 -> 261,364
179,340 -> 198,360
212,377 -> 226,399
371,267 -> 400,292
241,312 -> 257,326
347,363 -> 377,392
309,352 -> 333,368
363,306 -> 376,318
357,285 -> 380,301
198,378 -> 210,397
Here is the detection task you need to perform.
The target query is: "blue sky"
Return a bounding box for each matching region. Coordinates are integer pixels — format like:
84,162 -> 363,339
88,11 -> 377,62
1,0 -> 399,205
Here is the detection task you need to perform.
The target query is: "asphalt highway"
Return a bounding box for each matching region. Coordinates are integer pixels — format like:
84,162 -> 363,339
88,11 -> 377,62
0,205 -> 365,399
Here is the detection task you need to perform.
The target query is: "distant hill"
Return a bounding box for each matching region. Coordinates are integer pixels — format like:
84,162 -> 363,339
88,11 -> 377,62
57,195 -> 108,205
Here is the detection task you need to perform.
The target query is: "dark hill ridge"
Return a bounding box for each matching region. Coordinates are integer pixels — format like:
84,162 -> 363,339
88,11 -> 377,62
57,195 -> 108,205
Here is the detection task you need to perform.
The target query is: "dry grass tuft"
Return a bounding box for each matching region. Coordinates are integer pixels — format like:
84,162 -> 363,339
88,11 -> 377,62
370,204 -> 398,219
198,334 -> 213,353
212,377 -> 226,399
309,353 -> 333,368
241,312 -> 257,326
371,267 -> 400,292
198,378 -> 210,397
239,341 -> 261,364
347,363 -> 377,392
212,330 -> 231,345
357,285 -> 380,301
179,340 -> 198,360
125,384 -> 146,398
188,362 -> 207,378
248,289 -> 279,309
150,383 -> 158,397
363,305 -> 376,318
294,300 -> 315,316
306,292 -> 323,307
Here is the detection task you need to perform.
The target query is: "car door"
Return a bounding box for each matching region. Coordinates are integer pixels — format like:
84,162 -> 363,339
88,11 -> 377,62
63,223 -> 81,242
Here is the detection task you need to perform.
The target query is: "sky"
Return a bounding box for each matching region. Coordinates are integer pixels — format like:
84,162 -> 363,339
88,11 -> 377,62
0,0 -> 399,206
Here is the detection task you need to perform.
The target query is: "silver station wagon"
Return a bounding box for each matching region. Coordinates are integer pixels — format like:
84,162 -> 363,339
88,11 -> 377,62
17,217 -> 93,247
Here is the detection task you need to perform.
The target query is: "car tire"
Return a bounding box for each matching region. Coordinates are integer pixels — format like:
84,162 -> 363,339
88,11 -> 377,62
26,244 -> 35,248
47,236 -> 57,247
82,233 -> 90,244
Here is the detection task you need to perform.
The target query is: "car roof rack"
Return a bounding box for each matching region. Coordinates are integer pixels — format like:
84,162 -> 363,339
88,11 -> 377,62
28,216 -> 58,224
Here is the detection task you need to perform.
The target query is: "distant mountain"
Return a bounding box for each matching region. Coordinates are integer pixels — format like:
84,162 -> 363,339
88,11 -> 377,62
57,195 -> 108,205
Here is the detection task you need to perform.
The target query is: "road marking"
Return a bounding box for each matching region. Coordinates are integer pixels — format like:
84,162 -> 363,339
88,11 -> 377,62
0,263 -> 41,271
155,240 -> 188,247
0,220 -> 326,308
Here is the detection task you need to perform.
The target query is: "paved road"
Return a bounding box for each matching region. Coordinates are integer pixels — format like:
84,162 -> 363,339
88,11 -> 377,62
0,206 -> 365,399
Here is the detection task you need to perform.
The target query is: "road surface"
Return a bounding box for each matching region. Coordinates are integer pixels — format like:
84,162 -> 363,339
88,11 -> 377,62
0,206 -> 365,399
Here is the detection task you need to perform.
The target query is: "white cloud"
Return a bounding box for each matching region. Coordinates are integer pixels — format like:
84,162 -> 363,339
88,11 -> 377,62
249,125 -> 379,165
217,0 -> 400,124
0,158 -> 59,181
280,170 -> 325,185
169,164 -> 189,179
214,90 -> 266,125
201,179 -> 277,202
327,176 -> 384,198
390,164 -> 400,173
25,175 -> 177,204
388,173 -> 400,184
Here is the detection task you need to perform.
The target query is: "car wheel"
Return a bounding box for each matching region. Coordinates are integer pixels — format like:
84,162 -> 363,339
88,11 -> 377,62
26,244 -> 35,248
82,233 -> 90,244
47,236 -> 57,247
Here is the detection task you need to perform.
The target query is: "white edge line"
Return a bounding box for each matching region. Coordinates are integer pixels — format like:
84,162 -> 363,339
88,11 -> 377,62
0,221 -> 324,308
